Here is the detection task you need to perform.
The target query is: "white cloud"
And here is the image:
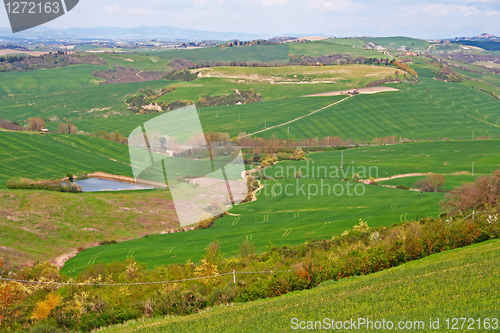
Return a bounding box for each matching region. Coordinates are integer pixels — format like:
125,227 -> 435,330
422,4 -> 482,17
307,0 -> 356,13
192,0 -> 225,6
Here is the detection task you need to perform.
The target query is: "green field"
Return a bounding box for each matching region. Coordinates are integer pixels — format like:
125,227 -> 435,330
0,131 -> 132,188
0,65 -> 106,95
254,78 -> 500,140
0,79 -> 170,122
98,53 -> 171,71
264,140 -> 500,180
43,68 -> 500,141
0,188 -> 177,270
361,36 -> 431,52
378,175 -> 481,191
288,39 -> 385,58
155,44 -> 290,63
62,177 -> 443,275
101,239 -> 500,332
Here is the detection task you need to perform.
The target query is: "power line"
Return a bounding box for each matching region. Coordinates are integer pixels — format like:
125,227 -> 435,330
0,270 -> 294,287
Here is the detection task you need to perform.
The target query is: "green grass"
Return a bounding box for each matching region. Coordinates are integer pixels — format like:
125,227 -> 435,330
0,188 -> 177,270
155,44 -> 290,63
0,79 -> 170,122
361,36 -> 431,52
0,131 -> 132,188
289,39 -> 384,58
256,77 -> 500,140
379,175 -> 481,191
264,140 -> 500,180
0,65 -> 106,95
97,53 -> 171,71
44,96 -> 346,137
100,239 -> 500,332
62,178 -> 443,275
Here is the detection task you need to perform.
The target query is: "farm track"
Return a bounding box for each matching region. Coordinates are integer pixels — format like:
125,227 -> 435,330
247,96 -> 352,136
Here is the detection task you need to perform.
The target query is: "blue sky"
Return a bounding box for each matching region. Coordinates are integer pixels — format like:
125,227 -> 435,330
1,0 -> 499,38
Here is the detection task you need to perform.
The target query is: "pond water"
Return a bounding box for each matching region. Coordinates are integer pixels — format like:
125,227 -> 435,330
74,178 -> 155,192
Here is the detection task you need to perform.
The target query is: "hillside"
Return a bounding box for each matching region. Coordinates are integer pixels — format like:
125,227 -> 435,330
0,188 -> 177,270
101,239 -> 500,332
0,131 -> 132,188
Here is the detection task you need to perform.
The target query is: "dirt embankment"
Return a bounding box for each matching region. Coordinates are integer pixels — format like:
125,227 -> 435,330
0,49 -> 52,56
86,172 -> 167,188
303,86 -> 399,97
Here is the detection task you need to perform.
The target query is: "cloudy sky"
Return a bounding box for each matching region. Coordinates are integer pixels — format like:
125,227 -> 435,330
2,0 -> 499,38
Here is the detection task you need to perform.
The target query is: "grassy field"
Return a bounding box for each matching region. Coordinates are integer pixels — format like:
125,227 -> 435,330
0,131 -> 133,188
0,79 -> 170,122
0,65 -> 106,95
288,39 -> 385,58
0,188 -> 177,270
378,174 -> 481,191
255,77 -> 500,140
155,44 -> 290,63
264,140 -> 500,180
98,53 -> 171,71
361,36 -> 431,52
44,96 -> 346,136
62,177 -> 443,275
152,64 -> 397,103
101,239 -> 500,332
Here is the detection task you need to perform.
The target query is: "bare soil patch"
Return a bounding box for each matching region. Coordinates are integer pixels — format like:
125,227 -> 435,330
303,86 -> 399,97
0,49 -> 51,57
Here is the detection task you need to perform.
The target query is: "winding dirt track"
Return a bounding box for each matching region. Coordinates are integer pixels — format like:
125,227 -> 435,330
248,95 -> 352,136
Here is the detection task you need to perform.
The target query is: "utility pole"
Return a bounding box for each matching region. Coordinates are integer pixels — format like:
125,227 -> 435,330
472,162 -> 475,177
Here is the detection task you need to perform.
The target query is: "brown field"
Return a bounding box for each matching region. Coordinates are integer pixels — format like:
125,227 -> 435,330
0,49 -> 52,56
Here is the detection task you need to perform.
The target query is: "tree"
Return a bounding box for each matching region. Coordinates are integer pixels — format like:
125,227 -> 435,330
68,124 -> 78,134
31,293 -> 60,321
57,123 -> 69,133
414,173 -> 446,192
28,117 -> 45,131
0,282 -> 26,327
442,168 -> 500,214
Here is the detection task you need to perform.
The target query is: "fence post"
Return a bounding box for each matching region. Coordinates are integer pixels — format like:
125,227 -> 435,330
233,270 -> 236,284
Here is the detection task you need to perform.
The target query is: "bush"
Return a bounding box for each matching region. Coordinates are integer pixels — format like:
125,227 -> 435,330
163,69 -> 198,81
7,178 -> 82,193
396,184 -> 410,190
442,168 -> 500,214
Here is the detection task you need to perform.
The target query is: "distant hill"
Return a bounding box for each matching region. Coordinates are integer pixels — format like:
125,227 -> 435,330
0,25 -> 329,42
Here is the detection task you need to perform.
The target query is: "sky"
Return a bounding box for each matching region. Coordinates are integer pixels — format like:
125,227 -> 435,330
1,0 -> 499,39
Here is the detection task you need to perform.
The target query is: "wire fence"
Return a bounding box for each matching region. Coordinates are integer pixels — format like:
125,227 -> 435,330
0,269 -> 296,287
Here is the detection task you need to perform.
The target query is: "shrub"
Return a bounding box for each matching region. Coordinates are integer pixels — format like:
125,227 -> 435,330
198,214 -> 216,229
414,173 -> 446,192
441,168 -> 500,214
7,178 -> 82,193
396,184 -> 410,190
163,69 -> 199,81
31,293 -> 61,321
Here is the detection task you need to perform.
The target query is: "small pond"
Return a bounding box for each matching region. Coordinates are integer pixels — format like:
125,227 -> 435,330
74,178 -> 156,192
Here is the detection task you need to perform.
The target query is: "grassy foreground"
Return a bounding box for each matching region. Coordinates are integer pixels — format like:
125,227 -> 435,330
62,179 -> 443,275
0,189 -> 178,270
0,132 -> 133,188
101,239 -> 500,332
